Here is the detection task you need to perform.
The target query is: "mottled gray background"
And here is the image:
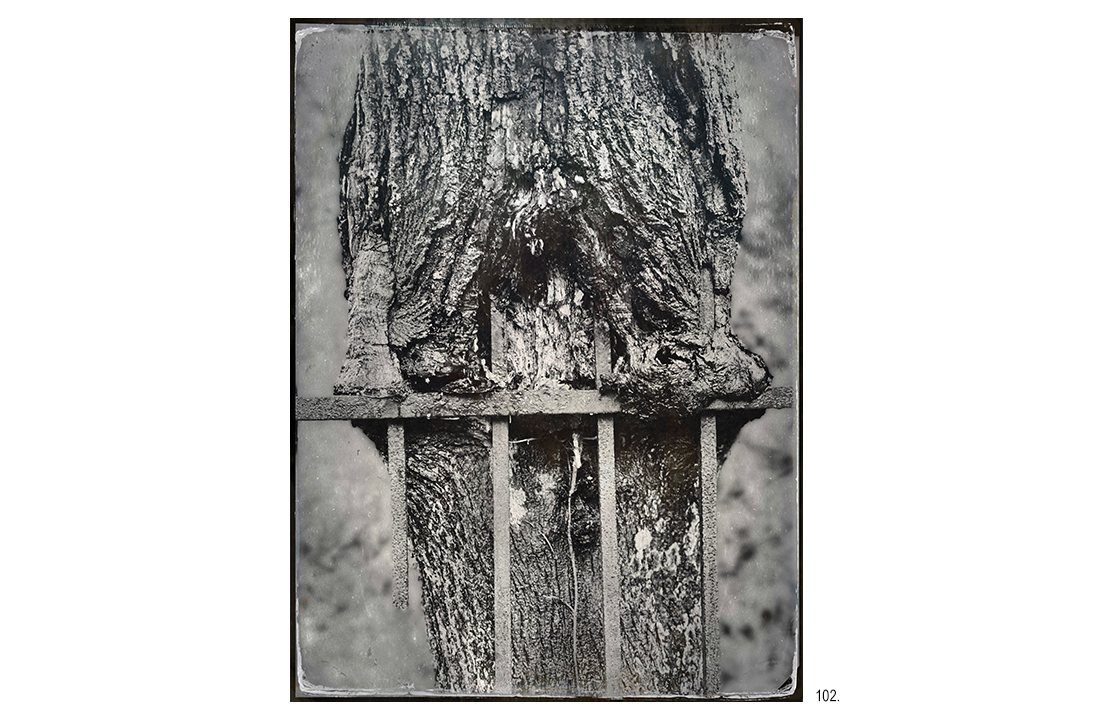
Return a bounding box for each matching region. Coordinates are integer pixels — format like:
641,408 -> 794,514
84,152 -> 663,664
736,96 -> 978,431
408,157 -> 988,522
294,24 -> 798,695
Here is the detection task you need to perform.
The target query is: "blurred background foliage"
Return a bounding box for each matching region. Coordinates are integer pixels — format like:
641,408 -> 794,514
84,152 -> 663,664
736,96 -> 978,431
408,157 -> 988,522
718,31 -> 799,693
294,25 -> 798,694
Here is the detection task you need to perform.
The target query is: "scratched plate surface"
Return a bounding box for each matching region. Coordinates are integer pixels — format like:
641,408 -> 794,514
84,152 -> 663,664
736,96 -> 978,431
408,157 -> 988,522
293,22 -> 799,697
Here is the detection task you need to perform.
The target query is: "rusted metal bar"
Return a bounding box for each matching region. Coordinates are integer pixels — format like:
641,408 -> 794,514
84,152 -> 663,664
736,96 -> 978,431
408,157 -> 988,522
595,318 -> 612,385
387,422 -> 408,610
699,266 -> 716,334
491,416 -> 512,694
700,413 -> 719,695
699,265 -> 719,695
490,301 -> 513,694
705,386 -> 793,411
595,320 -> 622,697
597,416 -> 620,696
294,386 -> 792,421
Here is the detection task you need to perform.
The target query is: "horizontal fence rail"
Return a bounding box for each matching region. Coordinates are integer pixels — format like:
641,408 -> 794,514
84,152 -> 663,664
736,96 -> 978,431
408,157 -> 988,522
294,386 -> 793,421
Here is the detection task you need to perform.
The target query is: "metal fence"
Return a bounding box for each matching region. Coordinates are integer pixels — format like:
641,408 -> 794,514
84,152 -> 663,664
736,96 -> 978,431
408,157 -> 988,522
295,277 -> 794,696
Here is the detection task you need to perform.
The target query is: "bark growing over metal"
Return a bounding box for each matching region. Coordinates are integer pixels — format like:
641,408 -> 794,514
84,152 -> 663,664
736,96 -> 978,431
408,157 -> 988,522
337,27 -> 769,695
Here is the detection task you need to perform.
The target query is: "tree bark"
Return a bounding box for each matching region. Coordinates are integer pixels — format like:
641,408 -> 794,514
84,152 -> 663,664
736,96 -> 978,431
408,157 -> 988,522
337,27 -> 769,695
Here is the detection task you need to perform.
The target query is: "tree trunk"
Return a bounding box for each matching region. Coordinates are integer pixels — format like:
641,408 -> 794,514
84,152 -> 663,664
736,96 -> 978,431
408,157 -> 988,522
337,27 -> 769,695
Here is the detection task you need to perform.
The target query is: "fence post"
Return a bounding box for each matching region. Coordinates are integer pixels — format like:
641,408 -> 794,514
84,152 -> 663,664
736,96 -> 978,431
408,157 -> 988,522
699,266 -> 720,695
596,320 -> 622,696
491,301 -> 513,694
387,422 -> 408,610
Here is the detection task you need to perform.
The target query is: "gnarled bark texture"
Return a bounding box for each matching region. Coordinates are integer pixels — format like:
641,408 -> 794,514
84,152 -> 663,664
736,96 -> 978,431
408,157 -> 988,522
337,27 -> 770,695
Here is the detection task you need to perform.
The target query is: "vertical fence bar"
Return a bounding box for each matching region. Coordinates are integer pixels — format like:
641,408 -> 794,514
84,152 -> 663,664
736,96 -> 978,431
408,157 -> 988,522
491,301 -> 513,694
698,265 -> 720,695
387,422 -> 408,610
492,416 -> 512,693
594,318 -> 611,384
595,319 -> 622,696
700,413 -> 719,695
598,415 -> 620,696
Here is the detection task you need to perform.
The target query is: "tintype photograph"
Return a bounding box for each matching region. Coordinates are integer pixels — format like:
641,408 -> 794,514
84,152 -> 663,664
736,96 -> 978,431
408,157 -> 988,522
292,18 -> 800,699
